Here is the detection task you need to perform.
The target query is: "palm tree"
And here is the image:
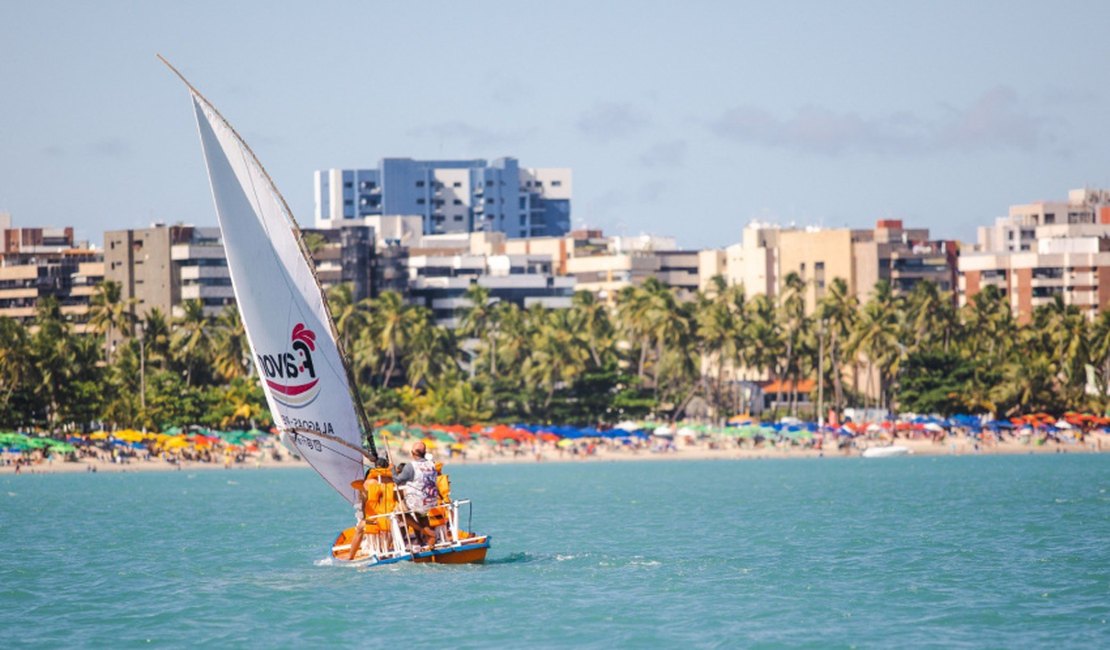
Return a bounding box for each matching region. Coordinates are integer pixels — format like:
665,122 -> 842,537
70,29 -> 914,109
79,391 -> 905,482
371,291 -> 411,388
990,331 -> 1061,416
0,317 -> 31,419
523,308 -> 590,410
1088,310 -> 1110,413
960,285 -> 1016,366
569,290 -> 614,369
1032,297 -> 1089,407
171,299 -> 213,387
847,281 -> 903,410
745,293 -> 784,410
816,277 -> 858,417
615,284 -> 653,380
88,281 -> 133,360
695,278 -> 740,422
327,282 -> 370,354
31,297 -> 74,430
212,305 -> 251,381
142,308 -> 172,370
404,307 -> 457,388
458,284 -> 500,378
778,272 -> 809,414
905,281 -> 957,354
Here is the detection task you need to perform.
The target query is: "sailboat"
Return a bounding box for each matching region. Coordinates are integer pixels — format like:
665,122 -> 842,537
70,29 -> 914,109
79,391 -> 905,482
161,56 -> 490,567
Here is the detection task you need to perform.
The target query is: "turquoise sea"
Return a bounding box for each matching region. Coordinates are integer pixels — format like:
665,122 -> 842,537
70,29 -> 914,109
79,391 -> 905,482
2,455 -> 1108,648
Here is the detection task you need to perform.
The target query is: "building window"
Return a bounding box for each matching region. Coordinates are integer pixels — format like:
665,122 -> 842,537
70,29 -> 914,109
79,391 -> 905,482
416,198 -> 426,205
453,199 -> 463,205
552,180 -> 562,187
453,181 -> 462,188
343,182 -> 352,189
486,180 -> 494,187
416,180 -> 425,188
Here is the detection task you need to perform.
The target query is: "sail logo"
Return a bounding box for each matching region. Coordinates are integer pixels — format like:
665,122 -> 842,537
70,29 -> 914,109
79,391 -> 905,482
258,323 -> 321,408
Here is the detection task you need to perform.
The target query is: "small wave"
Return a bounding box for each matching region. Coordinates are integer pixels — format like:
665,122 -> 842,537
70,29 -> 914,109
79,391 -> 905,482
227,480 -> 238,485
486,552 -> 538,565
313,557 -> 335,567
6,492 -> 16,497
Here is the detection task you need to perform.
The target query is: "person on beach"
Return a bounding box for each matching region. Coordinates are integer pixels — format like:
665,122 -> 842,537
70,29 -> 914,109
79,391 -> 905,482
393,441 -> 438,549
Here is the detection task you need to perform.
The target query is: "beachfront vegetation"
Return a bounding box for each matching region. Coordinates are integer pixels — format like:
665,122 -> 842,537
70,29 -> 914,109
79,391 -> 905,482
2,278 -> 1110,432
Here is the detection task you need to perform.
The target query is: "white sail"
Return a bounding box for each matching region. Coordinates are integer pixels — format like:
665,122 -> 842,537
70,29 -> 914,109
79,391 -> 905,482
187,89 -> 365,505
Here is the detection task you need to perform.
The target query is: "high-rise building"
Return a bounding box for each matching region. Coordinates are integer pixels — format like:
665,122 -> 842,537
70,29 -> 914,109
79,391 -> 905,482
959,188 -> 1110,322
314,157 -> 571,238
301,225 -> 375,302
0,216 -> 103,332
105,224 -> 233,320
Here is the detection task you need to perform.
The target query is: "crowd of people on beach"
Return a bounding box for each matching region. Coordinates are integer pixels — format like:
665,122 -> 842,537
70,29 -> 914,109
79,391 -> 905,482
2,414 -> 1107,475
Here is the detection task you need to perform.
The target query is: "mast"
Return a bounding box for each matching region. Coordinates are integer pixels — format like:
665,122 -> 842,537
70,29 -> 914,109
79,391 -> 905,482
158,54 -> 380,461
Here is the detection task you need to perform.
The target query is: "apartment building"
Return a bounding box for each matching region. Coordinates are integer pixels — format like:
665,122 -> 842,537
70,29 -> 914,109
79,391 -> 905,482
0,216 -> 103,332
314,157 -> 571,238
406,253 -> 574,328
704,220 -> 956,311
105,224 -> 233,320
302,226 -> 375,301
959,188 -> 1110,322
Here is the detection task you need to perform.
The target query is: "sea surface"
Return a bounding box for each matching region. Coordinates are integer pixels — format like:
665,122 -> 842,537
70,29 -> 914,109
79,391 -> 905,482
2,454 -> 1108,648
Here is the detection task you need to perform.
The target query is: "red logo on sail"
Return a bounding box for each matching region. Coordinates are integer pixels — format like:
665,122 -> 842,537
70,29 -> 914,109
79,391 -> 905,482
257,323 -> 321,408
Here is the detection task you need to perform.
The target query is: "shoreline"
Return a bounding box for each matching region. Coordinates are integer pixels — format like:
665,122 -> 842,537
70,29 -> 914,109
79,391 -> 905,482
2,435 -> 1106,475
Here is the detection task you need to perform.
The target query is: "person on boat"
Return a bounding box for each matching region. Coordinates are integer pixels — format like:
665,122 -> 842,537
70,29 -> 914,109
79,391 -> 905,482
346,457 -> 393,560
393,441 -> 438,549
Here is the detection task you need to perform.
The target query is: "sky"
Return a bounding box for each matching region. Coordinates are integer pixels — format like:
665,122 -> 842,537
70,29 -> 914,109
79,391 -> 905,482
2,1 -> 1110,249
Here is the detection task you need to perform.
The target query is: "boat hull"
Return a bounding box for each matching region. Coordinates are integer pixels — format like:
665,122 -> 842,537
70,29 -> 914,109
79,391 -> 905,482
331,526 -> 490,568
862,445 -> 912,458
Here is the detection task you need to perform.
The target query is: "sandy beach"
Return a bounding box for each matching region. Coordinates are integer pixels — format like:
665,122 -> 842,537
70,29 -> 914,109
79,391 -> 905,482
3,432 -> 1106,475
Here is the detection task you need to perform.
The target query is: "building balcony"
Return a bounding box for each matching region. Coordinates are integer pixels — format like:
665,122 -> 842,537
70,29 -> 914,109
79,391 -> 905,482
179,265 -> 232,280
0,288 -> 38,300
181,285 -> 235,300
171,244 -> 226,261
1030,277 -> 1066,288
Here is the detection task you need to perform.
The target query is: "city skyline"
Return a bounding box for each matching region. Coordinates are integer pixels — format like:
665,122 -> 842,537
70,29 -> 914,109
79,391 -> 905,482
2,2 -> 1110,249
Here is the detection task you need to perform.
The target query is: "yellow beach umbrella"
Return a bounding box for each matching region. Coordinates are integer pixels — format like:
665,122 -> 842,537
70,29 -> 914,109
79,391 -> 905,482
115,430 -> 144,443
